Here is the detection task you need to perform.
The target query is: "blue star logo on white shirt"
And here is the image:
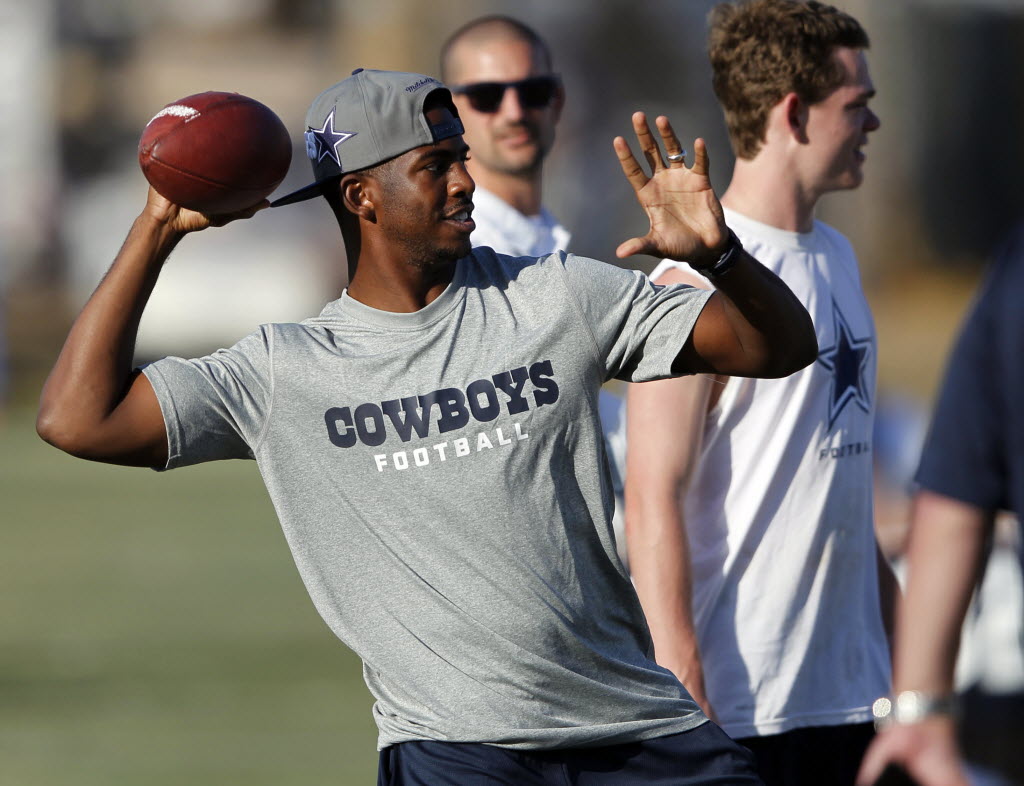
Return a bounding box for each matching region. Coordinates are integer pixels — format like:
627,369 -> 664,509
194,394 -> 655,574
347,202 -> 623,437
306,108 -> 355,166
816,300 -> 872,431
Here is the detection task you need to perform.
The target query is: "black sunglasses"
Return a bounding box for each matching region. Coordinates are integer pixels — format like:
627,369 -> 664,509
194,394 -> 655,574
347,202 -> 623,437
451,75 -> 561,114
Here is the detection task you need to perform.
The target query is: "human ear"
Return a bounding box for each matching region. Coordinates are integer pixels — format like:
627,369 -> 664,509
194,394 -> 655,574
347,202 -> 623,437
341,175 -> 376,222
783,92 -> 809,143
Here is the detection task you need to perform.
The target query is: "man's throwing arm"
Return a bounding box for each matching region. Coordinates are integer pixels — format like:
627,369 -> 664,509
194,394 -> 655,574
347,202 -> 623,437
36,189 -> 263,466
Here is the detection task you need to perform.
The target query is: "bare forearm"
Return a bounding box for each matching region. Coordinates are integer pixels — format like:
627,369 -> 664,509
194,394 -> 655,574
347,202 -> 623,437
685,249 -> 817,378
892,491 -> 992,694
628,496 -> 703,665
37,213 -> 181,450
626,493 -> 713,709
628,496 -> 698,654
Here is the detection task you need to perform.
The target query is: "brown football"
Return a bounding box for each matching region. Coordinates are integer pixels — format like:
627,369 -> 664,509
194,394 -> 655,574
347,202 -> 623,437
138,91 -> 292,214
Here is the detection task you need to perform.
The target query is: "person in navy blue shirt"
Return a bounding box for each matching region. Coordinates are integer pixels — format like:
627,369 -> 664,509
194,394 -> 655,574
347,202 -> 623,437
859,228 -> 1024,786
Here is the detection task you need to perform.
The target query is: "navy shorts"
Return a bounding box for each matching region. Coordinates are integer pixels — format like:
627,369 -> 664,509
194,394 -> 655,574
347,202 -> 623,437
377,721 -> 763,785
736,722 -> 875,786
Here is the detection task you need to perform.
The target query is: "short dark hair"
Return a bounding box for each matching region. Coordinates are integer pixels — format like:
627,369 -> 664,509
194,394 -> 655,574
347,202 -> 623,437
440,15 -> 553,84
708,0 -> 869,159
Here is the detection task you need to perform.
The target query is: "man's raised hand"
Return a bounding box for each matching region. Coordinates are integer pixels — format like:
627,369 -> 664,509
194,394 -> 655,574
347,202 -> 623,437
614,113 -> 728,268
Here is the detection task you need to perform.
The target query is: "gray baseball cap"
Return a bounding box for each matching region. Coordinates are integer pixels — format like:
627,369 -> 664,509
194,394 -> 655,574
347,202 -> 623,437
270,68 -> 464,207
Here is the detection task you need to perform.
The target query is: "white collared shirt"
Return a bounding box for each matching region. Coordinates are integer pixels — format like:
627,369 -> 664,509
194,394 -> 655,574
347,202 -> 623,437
469,186 -> 571,258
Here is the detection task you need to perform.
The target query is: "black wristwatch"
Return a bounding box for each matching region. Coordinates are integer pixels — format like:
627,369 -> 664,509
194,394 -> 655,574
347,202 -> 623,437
699,229 -> 743,278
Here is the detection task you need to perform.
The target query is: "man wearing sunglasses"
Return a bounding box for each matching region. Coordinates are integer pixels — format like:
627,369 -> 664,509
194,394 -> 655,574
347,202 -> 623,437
440,15 -> 567,258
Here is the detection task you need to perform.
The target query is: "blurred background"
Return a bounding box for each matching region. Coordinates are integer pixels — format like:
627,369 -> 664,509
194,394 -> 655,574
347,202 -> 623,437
2,0 -> 1022,783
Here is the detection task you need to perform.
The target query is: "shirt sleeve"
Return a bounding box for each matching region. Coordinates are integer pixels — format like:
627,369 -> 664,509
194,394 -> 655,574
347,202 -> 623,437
141,328 -> 273,469
915,261 -> 1007,510
555,253 -> 713,383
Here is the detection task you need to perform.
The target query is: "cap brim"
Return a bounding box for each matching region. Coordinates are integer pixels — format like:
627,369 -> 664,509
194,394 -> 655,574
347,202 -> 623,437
269,179 -> 332,208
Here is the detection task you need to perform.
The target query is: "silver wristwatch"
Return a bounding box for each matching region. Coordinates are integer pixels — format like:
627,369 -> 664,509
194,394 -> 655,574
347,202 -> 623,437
871,690 -> 957,730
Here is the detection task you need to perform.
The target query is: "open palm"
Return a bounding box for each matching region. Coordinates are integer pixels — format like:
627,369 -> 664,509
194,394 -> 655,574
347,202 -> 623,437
615,113 -> 727,267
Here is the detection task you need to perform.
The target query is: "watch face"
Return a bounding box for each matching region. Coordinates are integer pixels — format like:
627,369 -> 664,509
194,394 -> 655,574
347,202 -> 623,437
872,690 -> 956,729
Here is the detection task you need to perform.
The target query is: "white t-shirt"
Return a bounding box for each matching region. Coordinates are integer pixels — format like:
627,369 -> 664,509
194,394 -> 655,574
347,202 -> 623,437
650,208 -> 891,738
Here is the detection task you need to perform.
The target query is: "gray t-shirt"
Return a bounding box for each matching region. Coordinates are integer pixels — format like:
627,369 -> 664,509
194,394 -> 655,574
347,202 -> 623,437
143,248 -> 712,750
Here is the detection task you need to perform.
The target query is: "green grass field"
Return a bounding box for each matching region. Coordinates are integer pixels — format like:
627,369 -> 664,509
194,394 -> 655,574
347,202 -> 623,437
1,406 -> 379,785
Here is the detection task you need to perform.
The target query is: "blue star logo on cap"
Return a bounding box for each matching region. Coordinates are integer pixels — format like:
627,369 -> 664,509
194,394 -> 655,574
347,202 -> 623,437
306,108 -> 355,167
816,300 -> 872,431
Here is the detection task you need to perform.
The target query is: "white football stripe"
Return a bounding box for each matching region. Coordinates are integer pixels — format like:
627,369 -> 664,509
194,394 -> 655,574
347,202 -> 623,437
147,105 -> 200,125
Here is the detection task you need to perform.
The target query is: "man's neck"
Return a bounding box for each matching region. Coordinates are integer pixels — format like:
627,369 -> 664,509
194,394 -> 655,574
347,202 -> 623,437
721,155 -> 819,234
346,249 -> 457,313
468,164 -> 542,216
